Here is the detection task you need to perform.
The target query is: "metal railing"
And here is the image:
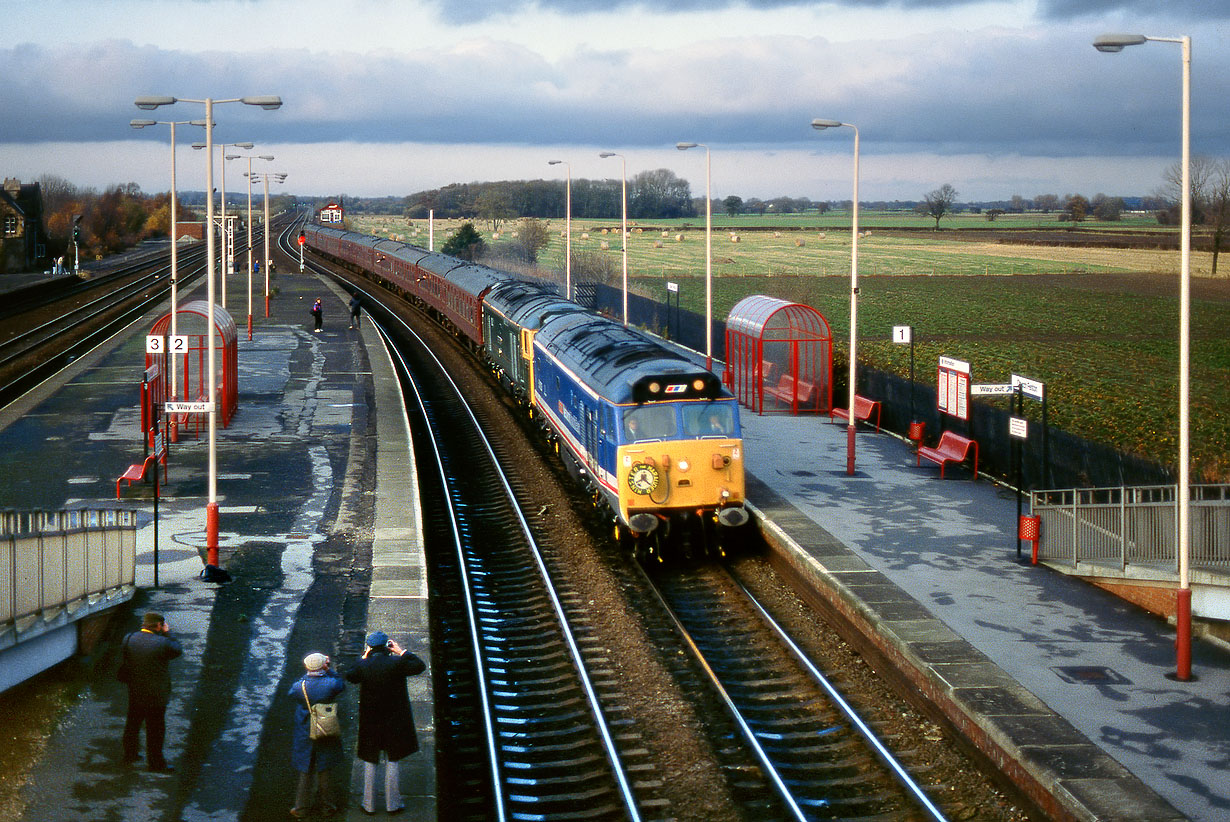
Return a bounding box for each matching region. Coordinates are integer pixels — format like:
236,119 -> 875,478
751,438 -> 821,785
1031,484 -> 1230,574
1,508 -> 137,632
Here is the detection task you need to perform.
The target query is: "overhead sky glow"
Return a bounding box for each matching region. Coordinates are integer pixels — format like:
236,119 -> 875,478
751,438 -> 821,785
3,0 -> 1228,201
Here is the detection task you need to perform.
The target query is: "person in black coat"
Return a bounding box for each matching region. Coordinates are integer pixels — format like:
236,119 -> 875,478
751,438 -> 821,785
345,631 -> 426,815
119,611 -> 182,773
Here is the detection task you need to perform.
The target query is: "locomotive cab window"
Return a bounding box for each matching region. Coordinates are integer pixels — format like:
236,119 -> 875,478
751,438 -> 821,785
684,402 -> 735,437
622,406 -> 676,442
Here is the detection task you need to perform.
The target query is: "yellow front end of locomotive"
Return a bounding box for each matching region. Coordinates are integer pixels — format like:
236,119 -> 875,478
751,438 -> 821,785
617,438 -> 746,534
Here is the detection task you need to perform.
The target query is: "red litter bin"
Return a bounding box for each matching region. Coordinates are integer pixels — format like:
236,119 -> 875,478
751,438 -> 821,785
1019,515 -> 1041,564
908,421 -> 926,448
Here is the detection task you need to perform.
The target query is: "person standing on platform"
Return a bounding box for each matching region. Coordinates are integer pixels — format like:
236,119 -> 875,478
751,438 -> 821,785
119,611 -> 183,773
288,652 -> 346,818
349,295 -> 362,329
345,631 -> 427,815
311,298 -> 323,332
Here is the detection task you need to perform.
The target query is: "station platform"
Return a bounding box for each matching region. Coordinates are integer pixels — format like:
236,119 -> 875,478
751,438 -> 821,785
740,411 -> 1229,821
0,263 -> 433,822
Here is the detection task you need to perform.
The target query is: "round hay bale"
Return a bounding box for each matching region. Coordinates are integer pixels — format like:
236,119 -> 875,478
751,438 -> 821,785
634,227 -> 643,234
492,232 -> 500,240
774,231 -> 781,238
675,234 -> 684,242
795,238 -> 806,247
601,228 -> 609,234
662,230 -> 669,237
730,234 -> 740,243
581,232 -> 590,240
600,240 -> 610,250
653,240 -> 663,248
817,232 -> 826,240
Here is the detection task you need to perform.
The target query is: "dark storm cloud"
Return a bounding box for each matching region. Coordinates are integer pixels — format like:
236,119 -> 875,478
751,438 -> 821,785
3,30 -> 1228,159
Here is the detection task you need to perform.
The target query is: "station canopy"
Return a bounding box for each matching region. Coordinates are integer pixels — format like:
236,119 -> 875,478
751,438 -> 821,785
724,295 -> 832,415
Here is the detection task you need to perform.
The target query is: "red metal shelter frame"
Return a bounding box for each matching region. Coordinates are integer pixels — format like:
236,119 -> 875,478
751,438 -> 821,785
146,300 -> 239,431
724,295 -> 833,415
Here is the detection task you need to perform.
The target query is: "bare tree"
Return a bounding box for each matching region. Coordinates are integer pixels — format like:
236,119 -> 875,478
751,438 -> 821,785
1162,155 -> 1230,277
919,183 -> 958,229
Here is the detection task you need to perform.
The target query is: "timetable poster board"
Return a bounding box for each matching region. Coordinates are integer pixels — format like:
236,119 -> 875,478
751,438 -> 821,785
937,356 -> 971,421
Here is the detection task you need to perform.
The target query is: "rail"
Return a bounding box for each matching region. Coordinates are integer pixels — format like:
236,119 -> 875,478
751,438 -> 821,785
1031,484 -> 1230,573
1,508 -> 138,638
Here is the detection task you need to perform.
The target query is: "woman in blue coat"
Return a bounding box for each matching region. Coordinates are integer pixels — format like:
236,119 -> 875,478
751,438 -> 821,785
288,652 -> 346,818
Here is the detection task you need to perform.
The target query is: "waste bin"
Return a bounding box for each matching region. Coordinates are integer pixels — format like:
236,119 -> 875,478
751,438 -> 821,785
908,420 -> 926,447
1019,515 -> 1041,564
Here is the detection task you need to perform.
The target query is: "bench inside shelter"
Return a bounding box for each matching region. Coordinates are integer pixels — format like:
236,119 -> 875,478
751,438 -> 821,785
830,394 -> 881,432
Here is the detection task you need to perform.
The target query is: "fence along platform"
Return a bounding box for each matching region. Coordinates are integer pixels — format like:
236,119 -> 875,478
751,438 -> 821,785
1,508 -> 137,691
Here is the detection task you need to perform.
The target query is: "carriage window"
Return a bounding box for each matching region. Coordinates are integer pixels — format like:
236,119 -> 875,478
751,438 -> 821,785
684,402 -> 734,437
622,406 -> 677,441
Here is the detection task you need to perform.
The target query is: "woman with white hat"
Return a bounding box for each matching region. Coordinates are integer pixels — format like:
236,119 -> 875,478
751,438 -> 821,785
288,652 -> 346,818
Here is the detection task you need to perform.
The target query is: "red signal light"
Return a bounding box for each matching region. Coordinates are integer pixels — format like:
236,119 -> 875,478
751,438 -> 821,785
297,233 -> 306,246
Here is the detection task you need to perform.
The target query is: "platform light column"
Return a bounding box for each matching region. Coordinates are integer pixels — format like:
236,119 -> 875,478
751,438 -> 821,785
1094,32 -> 1193,681
548,160 -> 572,300
599,151 -> 628,325
677,142 -> 712,371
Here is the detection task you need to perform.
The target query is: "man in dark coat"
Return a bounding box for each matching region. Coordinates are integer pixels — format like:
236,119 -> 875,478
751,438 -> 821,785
345,631 -> 427,815
120,611 -> 182,773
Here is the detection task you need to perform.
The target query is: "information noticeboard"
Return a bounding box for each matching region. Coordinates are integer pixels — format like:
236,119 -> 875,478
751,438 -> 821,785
937,356 -> 970,421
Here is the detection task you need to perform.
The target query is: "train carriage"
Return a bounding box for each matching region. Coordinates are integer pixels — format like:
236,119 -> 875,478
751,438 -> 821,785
532,311 -> 747,556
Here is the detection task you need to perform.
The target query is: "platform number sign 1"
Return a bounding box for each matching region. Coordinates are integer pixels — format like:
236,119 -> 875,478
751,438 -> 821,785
892,325 -> 912,344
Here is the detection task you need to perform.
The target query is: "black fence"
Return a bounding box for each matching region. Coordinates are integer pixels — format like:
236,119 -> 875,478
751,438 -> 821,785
588,283 -> 1171,491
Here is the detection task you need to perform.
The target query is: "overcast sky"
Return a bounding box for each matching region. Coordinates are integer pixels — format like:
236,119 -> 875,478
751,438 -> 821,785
3,0 -> 1228,202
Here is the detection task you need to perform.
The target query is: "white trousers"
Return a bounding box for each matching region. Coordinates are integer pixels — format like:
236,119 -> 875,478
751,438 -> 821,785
362,756 -> 402,813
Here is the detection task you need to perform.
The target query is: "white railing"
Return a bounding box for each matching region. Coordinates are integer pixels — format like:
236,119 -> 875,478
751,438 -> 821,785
1031,485 -> 1230,573
1,509 -> 137,631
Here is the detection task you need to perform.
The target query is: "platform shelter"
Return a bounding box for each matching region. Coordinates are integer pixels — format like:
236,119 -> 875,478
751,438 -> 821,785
147,300 -> 239,430
724,295 -> 832,415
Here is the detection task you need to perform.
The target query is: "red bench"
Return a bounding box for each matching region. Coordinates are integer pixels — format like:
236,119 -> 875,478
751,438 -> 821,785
765,373 -> 818,408
830,394 -> 881,432
917,431 -> 978,479
116,455 -> 158,499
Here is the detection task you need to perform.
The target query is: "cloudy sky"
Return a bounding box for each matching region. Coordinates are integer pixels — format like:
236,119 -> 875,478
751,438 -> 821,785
3,0 -> 1228,203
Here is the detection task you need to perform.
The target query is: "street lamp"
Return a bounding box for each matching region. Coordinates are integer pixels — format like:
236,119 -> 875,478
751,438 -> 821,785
599,151 -> 628,324
1094,32 -> 1194,681
547,160 -> 572,300
130,116 -> 206,402
811,118 -> 860,476
248,171 -> 287,319
230,153 -> 274,339
677,142 -> 713,371
135,94 -> 282,573
195,140 -> 255,308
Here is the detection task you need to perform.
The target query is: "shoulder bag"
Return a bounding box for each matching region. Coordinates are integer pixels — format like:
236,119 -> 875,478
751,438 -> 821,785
302,681 -> 341,740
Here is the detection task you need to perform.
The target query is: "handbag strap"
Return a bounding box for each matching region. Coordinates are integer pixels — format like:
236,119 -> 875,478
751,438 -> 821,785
302,680 -> 312,711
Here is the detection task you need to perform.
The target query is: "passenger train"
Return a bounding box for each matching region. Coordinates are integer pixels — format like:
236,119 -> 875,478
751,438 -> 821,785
303,223 -> 749,558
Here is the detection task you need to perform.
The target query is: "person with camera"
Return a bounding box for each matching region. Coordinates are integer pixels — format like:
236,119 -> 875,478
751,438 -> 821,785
345,631 -> 427,815
118,611 -> 182,774
288,652 -> 346,818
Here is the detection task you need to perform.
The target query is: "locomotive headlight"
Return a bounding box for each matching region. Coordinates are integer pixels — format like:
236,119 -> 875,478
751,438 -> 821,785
692,378 -> 705,391
648,381 -> 661,394
677,459 -> 690,472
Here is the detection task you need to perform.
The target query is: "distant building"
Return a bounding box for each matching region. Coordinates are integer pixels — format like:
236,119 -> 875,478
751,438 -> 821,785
175,221 -> 205,243
318,202 -> 343,224
1,178 -> 49,274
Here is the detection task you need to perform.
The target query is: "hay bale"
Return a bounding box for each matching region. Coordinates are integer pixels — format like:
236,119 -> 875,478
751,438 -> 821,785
795,238 -> 806,247
634,227 -> 643,234
675,234 -> 684,242
601,228 -> 609,234
662,230 -> 669,237
774,232 -> 781,238
600,240 -> 610,250
581,232 -> 590,240
653,240 -> 663,248
730,234 -> 740,243
492,232 -> 500,240
817,232 -> 826,240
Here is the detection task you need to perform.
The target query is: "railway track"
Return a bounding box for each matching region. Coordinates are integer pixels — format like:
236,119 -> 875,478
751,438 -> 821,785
372,305 -> 661,821
644,561 -> 947,821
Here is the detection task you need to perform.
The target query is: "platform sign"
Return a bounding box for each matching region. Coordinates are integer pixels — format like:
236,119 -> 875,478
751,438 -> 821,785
937,356 -> 970,421
971,383 -> 1014,396
1009,416 -> 1028,439
146,335 -> 188,355
166,401 -> 213,413
1011,374 -> 1045,402
666,281 -> 678,293
892,325 -> 912,344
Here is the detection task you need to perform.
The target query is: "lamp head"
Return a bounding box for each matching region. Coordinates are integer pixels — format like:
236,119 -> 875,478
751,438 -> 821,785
134,96 -> 176,110
130,119 -> 156,129
189,119 -> 209,127
191,142 -> 206,150
676,142 -> 698,150
234,142 -> 255,149
225,154 -> 241,160
259,155 -> 275,161
599,151 -> 616,158
1094,33 -> 1147,52
241,96 -> 283,110
548,159 -> 562,165
811,119 -> 844,131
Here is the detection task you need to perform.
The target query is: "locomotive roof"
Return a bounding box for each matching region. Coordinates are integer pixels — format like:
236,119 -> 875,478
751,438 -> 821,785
486,281 -> 585,329
536,312 -> 727,404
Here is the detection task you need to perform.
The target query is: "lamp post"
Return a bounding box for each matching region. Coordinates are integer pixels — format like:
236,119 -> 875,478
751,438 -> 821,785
547,160 -> 572,300
677,142 -> 713,371
599,151 -> 629,325
231,153 -> 274,339
135,94 -> 282,572
249,171 -> 287,319
1094,32 -> 1194,681
130,116 -> 206,402
811,118 -> 860,476
195,140 -> 255,309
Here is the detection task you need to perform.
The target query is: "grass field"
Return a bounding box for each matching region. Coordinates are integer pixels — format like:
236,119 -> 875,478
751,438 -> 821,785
348,213 -> 1229,482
